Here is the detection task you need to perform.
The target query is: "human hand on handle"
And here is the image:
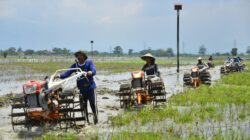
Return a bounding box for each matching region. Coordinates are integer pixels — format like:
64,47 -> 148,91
87,71 -> 92,77
53,75 -> 60,81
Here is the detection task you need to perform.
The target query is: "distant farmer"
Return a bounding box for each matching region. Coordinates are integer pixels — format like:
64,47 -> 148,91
54,51 -> 98,124
226,57 -> 231,63
208,56 -> 213,61
237,56 -> 243,62
197,57 -> 208,72
233,56 -> 240,63
141,53 -> 159,76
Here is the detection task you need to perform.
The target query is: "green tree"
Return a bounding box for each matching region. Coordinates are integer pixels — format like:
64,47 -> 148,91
36,50 -> 50,55
231,48 -> 238,56
155,49 -> 166,56
140,49 -> 153,55
166,48 -> 174,57
62,48 -> 70,55
52,47 -> 63,54
17,47 -> 23,53
199,45 -> 206,56
3,51 -> 7,58
24,49 -> 35,55
17,47 -> 24,56
7,47 -> 16,55
128,49 -> 133,55
113,46 -> 123,55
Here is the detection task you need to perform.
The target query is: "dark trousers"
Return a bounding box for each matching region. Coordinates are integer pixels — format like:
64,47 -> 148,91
80,89 -> 97,121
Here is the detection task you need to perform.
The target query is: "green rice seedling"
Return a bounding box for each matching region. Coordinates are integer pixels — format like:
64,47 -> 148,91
174,113 -> 193,123
0,59 -> 180,73
109,131 -> 165,140
110,106 -> 180,127
38,133 -> 78,140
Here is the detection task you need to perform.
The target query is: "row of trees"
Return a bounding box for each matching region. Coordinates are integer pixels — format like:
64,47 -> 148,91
113,46 -> 174,57
1,45 -> 250,58
198,45 -> 247,56
0,47 -> 71,58
0,46 -> 175,58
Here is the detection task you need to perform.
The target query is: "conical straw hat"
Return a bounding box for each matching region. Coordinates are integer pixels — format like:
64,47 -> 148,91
141,53 -> 155,61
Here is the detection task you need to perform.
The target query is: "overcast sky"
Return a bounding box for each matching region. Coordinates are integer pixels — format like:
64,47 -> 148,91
0,0 -> 249,54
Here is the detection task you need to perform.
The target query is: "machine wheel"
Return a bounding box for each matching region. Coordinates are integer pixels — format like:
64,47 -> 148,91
149,79 -> 167,106
119,84 -> 132,108
71,94 -> 87,128
200,72 -> 211,85
220,67 -> 225,74
58,91 -> 75,130
230,66 -> 237,72
183,73 -> 191,85
11,96 -> 27,131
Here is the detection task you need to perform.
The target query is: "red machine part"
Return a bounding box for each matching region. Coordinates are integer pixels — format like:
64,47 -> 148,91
23,80 -> 47,94
27,106 -> 62,121
131,71 -> 145,79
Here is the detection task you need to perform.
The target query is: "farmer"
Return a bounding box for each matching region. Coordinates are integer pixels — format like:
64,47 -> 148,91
208,56 -> 213,61
226,57 -> 232,63
54,51 -> 98,124
141,53 -> 159,76
197,57 -> 208,72
233,56 -> 240,63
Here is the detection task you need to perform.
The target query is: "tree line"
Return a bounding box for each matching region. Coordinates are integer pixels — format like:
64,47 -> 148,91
0,47 -> 71,58
198,45 -> 249,56
1,45 -> 249,58
0,46 -> 175,58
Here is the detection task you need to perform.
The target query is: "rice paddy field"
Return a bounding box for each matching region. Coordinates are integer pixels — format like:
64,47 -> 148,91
0,55 -> 225,73
0,56 -> 249,140
38,60 -> 250,139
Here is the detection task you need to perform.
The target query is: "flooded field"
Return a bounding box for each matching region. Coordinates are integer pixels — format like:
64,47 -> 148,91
0,63 -> 224,140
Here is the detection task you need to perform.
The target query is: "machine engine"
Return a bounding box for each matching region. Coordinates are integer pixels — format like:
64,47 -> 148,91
23,80 -> 49,110
131,71 -> 145,89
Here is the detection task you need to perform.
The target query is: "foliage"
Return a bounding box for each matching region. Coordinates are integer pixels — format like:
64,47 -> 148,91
128,49 -> 133,55
198,45 -> 206,56
3,51 -> 7,58
231,48 -> 238,56
24,49 -> 35,55
139,48 -> 174,57
52,47 -> 71,55
113,46 -> 123,55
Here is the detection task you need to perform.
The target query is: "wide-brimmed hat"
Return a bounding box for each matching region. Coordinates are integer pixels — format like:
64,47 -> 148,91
74,51 -> 88,59
197,57 -> 202,60
141,53 -> 155,61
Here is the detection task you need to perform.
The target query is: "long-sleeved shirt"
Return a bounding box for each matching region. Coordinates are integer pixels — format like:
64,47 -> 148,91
142,63 -> 158,76
196,62 -> 208,72
60,59 -> 96,93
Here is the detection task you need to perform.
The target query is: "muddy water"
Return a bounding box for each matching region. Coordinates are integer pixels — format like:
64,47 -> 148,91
0,65 -> 222,139
0,66 -> 46,96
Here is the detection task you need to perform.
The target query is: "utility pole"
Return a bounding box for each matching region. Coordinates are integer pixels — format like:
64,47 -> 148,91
174,4 -> 182,73
90,40 -> 94,60
144,42 -> 146,50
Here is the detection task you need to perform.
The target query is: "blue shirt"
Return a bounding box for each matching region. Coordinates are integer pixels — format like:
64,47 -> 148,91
60,59 -> 96,93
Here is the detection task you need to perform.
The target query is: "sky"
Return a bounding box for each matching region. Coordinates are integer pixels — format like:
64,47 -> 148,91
0,0 -> 249,54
